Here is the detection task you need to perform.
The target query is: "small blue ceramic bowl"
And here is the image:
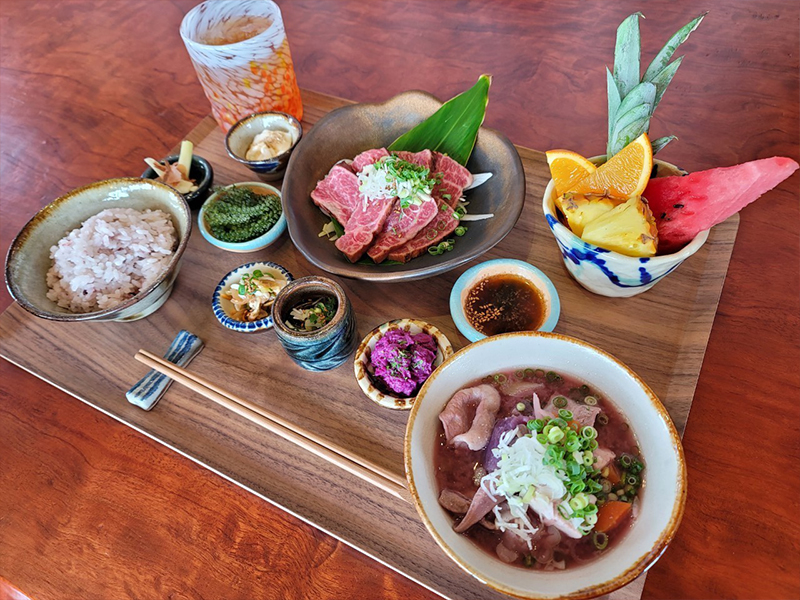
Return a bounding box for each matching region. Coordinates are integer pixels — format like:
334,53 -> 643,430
198,182 -> 287,253
212,261 -> 293,332
449,258 -> 561,343
225,111 -> 302,181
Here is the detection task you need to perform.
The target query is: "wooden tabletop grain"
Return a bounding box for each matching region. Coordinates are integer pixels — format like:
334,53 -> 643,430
0,1 -> 797,599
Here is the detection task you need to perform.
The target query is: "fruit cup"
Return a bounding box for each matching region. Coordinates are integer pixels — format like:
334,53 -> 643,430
542,159 -> 709,298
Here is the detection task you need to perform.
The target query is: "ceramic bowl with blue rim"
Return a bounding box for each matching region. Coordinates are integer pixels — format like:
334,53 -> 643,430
542,158 -> 709,298
198,182 -> 287,253
449,258 -> 560,343
225,111 -> 302,181
212,261 -> 293,332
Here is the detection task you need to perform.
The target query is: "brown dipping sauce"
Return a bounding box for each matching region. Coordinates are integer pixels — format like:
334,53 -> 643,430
465,274 -> 545,336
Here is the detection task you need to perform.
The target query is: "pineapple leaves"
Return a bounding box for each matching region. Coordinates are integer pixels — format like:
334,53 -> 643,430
609,104 -> 651,157
643,13 -> 706,82
606,12 -> 705,158
649,56 -> 684,110
651,136 -> 677,155
606,67 -> 621,144
389,74 -> 491,166
607,82 -> 655,157
613,13 -> 643,98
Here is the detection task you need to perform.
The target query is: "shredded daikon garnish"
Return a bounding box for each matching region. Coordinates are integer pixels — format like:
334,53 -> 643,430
481,427 -> 586,545
357,156 -> 435,208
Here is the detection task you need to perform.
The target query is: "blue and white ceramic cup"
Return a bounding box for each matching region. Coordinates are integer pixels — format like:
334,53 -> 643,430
272,276 -> 358,372
542,159 -> 709,298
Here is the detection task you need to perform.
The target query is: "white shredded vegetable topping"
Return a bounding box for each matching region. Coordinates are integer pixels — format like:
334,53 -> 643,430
464,172 -> 493,190
460,213 -> 495,221
481,428 -> 585,546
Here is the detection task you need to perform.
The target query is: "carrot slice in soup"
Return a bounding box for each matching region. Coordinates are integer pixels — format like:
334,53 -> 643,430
595,501 -> 632,533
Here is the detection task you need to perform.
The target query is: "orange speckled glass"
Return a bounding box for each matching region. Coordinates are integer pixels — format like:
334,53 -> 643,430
180,0 -> 303,132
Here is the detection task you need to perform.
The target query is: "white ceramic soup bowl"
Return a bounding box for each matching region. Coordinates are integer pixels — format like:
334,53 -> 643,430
404,332 -> 686,600
542,159 -> 709,298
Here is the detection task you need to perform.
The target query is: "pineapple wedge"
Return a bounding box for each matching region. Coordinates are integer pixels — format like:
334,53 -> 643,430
581,196 -> 658,257
559,193 -> 623,237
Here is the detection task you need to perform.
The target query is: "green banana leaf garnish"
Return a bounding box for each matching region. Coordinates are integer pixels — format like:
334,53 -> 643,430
389,74 -> 491,166
607,13 -> 706,157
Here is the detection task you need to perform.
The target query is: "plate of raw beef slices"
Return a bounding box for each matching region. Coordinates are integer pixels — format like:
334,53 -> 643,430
281,90 -> 526,282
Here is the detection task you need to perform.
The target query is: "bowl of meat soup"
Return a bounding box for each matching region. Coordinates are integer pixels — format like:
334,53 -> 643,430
404,332 -> 686,600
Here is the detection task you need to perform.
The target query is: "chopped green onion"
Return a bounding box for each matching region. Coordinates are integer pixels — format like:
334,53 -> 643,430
565,438 -> 581,452
558,409 -> 573,420
584,395 -> 598,406
588,439 -> 598,451
553,396 -> 568,408
580,384 -> 590,393
597,413 -> 609,426
580,426 -> 598,440
592,531 -> 608,550
515,369 -> 524,378
547,427 -> 565,444
528,418 -> 545,432
626,474 -> 640,486
620,454 -> 633,468
427,245 -> 442,256
493,373 -> 507,383
238,284 -> 247,295
516,402 -> 526,412
601,479 -> 612,493
585,513 -> 598,526
523,554 -> 534,568
534,368 -> 545,378
550,417 -> 568,429
583,453 -> 594,467
524,368 -> 534,377
536,433 -> 547,444
546,371 -> 561,382
619,495 -> 629,502
454,225 -> 467,236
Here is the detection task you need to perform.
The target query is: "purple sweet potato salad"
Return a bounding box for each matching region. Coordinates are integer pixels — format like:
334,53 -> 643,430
370,329 -> 438,396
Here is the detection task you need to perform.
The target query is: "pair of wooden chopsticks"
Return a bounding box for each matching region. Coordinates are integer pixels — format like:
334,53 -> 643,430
134,349 -> 411,503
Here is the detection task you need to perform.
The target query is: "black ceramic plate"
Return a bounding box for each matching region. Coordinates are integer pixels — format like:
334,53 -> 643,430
281,90 -> 526,282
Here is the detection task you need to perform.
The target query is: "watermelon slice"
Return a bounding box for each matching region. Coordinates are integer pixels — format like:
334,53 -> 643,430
644,157 -> 799,253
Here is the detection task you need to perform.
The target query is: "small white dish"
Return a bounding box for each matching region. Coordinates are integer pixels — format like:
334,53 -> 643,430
404,331 -> 686,600
198,182 -> 287,253
449,258 -> 560,343
212,261 -> 293,332
353,318 -> 454,410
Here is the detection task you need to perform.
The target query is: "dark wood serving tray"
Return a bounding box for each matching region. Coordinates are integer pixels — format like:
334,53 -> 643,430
0,89 -> 739,600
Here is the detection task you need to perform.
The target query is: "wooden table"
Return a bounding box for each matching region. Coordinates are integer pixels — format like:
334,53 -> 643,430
0,1 -> 797,599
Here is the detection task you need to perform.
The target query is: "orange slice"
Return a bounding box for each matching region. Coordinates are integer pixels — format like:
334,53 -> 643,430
546,150 -> 597,196
568,133 -> 653,200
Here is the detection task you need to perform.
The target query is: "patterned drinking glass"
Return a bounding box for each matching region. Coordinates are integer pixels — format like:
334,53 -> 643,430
180,0 -> 303,132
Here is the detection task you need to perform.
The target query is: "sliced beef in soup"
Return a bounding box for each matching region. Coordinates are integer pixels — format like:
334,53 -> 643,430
434,368 -> 646,571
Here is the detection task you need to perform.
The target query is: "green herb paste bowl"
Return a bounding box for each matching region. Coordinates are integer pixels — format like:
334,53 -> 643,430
198,182 -> 287,253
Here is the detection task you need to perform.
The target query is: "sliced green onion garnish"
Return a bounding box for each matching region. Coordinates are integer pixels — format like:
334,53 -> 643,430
584,395 -> 598,406
536,433 -> 547,444
597,413 -> 609,425
580,426 -> 598,440
620,454 -> 633,468
493,373 -> 507,383
558,409 -> 573,420
515,369 -> 524,378
553,396 -> 568,408
534,368 -> 545,378
546,370 -> 561,382
524,368 -> 535,377
547,427 -> 565,444
592,531 -> 609,550
454,225 -> 467,236
516,402 -> 526,412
